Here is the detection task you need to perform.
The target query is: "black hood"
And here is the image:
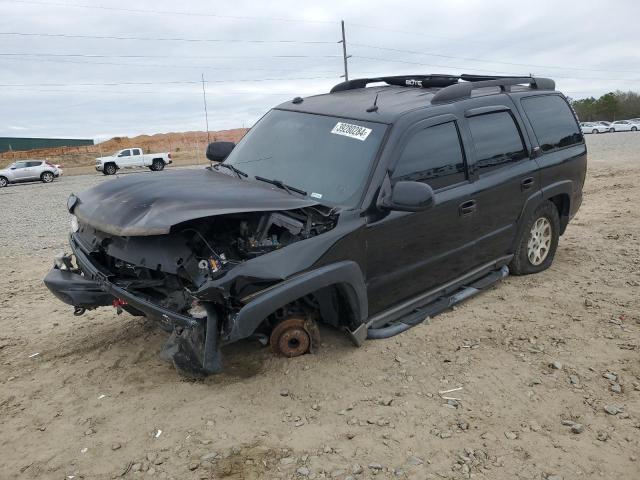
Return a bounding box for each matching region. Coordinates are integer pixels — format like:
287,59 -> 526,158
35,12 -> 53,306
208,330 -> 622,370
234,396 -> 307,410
73,169 -> 318,236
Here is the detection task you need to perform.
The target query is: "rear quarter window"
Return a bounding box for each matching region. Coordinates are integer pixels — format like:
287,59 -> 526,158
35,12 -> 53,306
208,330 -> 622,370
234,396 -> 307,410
521,95 -> 583,152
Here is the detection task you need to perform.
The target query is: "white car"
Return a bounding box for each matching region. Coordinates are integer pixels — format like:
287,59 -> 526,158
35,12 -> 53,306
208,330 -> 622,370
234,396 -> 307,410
95,148 -> 172,175
611,120 -> 639,132
0,160 -> 60,187
580,122 -> 609,134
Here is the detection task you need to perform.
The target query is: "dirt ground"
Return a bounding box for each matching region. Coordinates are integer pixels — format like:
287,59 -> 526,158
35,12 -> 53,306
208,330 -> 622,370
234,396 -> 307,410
1,134 -> 639,479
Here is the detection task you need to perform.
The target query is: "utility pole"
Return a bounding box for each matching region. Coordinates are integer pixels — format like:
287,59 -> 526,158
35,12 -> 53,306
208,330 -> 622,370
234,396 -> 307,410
340,20 -> 349,81
201,73 -> 210,144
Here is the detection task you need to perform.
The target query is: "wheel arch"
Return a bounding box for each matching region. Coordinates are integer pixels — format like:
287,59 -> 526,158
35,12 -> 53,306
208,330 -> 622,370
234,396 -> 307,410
223,261 -> 368,344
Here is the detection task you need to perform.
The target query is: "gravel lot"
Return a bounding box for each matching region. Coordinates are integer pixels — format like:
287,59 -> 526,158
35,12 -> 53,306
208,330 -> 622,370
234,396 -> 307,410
0,166 -> 199,256
0,133 -> 639,479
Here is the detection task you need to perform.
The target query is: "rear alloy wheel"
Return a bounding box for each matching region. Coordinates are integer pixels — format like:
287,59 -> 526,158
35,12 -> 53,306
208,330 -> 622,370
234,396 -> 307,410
269,317 -> 320,358
151,159 -> 165,171
510,201 -> 560,275
41,171 -> 54,183
104,163 -> 117,175
0,176 -> 7,187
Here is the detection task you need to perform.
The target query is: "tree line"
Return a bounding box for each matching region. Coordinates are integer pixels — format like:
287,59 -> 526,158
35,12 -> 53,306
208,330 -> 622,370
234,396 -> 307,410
570,91 -> 640,122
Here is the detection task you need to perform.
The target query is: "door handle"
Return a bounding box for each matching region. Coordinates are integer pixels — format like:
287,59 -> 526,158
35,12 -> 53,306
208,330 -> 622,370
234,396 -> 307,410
459,200 -> 477,217
521,177 -> 534,190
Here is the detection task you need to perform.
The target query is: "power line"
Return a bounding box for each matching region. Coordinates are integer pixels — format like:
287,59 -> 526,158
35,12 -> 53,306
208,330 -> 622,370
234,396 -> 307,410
350,42 -> 640,75
0,52 -> 342,60
2,0 -> 338,24
0,76 -> 338,87
0,31 -> 338,45
0,56 -> 339,74
350,55 -> 640,83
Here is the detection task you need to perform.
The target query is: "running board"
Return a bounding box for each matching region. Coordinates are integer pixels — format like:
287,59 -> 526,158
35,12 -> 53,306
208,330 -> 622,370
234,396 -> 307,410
366,264 -> 509,340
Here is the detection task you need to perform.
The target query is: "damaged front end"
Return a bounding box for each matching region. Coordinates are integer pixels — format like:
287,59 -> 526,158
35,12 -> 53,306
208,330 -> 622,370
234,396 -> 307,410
45,204 -> 343,377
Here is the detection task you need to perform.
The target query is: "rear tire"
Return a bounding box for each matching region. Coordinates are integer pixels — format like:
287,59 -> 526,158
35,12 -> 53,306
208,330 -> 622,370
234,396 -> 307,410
41,171 -> 54,183
103,163 -> 117,175
151,159 -> 165,171
510,201 -> 560,275
0,176 -> 8,187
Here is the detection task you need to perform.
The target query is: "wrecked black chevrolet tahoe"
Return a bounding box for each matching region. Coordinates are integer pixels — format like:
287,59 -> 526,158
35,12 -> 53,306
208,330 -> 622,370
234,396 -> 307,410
44,74 -> 586,376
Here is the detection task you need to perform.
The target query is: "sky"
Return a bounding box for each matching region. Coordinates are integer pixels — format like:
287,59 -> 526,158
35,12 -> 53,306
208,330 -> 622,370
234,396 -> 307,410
1,0 -> 639,141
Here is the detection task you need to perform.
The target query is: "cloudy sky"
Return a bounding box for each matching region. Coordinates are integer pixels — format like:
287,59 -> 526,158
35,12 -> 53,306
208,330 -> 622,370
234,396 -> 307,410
1,0 -> 638,141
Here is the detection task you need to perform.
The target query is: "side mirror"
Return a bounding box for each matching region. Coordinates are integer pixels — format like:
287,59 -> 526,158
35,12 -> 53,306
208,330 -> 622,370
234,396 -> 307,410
384,181 -> 434,212
206,141 -> 235,162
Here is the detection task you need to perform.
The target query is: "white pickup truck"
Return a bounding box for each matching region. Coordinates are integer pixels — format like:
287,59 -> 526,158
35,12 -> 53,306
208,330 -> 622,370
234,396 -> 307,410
95,148 -> 172,175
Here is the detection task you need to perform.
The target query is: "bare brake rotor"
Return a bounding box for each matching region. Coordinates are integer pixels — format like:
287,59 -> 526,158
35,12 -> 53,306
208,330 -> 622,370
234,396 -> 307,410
270,317 -> 320,357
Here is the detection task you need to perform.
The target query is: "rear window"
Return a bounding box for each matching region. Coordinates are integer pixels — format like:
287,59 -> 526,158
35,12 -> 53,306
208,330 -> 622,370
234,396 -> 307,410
521,95 -> 583,152
467,111 -> 527,174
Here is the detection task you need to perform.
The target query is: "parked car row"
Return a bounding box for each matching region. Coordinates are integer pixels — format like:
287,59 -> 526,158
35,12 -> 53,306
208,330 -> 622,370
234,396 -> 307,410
580,119 -> 640,133
0,160 -> 62,187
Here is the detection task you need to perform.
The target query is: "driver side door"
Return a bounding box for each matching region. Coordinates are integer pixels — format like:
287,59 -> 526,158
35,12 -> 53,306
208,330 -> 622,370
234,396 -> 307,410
117,149 -> 133,168
365,115 -> 478,314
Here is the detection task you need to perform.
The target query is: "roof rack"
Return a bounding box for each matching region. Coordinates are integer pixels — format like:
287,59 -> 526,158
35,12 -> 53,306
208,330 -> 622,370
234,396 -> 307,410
431,75 -> 555,104
330,75 -> 460,93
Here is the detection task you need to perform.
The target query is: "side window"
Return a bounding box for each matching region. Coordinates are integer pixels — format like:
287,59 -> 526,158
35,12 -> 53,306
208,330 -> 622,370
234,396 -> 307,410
132,149 -> 141,155
521,95 -> 583,152
27,161 -> 42,167
392,121 -> 467,190
119,149 -> 131,157
467,111 -> 527,174
14,161 -> 27,169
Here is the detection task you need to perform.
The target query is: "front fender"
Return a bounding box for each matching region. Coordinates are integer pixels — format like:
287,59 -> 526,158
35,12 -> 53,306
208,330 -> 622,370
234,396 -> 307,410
223,260 -> 368,343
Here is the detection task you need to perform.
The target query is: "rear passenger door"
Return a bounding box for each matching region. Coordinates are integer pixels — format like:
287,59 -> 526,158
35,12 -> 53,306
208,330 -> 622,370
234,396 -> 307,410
462,105 -> 536,264
365,115 -> 477,313
25,161 -> 43,180
131,148 -> 144,166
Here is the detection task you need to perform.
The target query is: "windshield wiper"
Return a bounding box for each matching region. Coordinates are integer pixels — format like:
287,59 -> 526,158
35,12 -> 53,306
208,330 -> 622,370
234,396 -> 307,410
255,176 -> 307,196
214,162 -> 248,178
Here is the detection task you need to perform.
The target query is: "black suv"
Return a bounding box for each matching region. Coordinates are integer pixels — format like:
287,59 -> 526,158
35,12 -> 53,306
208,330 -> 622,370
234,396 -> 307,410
45,74 -> 586,376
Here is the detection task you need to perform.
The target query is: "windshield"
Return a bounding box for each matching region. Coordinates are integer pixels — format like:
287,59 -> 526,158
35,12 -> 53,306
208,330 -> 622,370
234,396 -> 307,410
223,109 -> 387,206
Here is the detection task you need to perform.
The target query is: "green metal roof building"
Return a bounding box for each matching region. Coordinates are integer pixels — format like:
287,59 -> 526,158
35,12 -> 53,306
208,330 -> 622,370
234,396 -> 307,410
0,137 -> 94,153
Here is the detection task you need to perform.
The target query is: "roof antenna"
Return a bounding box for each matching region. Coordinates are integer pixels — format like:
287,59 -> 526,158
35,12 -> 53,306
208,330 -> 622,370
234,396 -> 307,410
366,93 -> 379,113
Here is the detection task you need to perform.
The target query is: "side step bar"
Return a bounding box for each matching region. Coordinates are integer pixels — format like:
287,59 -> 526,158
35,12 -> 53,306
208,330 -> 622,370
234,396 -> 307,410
366,264 -> 510,340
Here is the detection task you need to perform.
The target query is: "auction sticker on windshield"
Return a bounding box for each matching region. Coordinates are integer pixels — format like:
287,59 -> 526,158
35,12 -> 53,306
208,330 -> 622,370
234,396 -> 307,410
331,122 -> 372,141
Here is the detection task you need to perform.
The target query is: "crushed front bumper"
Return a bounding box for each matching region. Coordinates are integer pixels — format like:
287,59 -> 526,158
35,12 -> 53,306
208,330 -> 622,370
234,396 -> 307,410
44,234 -> 198,329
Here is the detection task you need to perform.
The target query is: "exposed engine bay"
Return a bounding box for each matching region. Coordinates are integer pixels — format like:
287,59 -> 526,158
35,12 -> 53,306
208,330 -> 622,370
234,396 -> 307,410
77,207 -> 337,316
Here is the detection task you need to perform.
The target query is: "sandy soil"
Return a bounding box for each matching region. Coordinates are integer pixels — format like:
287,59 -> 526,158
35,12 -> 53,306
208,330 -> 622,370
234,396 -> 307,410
0,134 -> 639,479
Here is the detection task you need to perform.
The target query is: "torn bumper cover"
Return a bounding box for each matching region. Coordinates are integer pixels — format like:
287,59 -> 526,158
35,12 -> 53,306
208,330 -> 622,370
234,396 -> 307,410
44,236 -> 198,329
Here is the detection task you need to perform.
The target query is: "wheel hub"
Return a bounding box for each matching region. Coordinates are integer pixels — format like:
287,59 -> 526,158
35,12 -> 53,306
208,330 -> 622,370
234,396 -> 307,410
269,317 -> 319,357
527,216 -> 552,266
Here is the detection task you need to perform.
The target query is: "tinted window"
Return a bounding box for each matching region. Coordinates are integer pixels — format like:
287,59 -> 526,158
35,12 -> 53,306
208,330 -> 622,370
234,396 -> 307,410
27,161 -> 42,167
119,150 -> 131,157
468,111 -> 527,173
13,161 -> 27,169
132,149 -> 141,155
393,122 -> 466,190
224,110 -> 386,206
522,95 -> 583,152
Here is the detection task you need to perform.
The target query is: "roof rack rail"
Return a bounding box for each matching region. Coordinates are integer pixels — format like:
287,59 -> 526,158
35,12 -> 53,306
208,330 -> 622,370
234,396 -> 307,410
330,75 -> 460,93
431,75 -> 555,104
